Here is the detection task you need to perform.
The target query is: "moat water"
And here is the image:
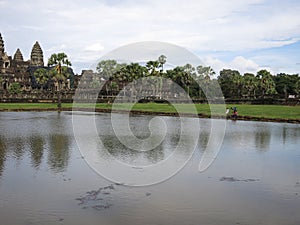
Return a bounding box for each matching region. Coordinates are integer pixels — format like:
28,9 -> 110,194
0,112 -> 299,225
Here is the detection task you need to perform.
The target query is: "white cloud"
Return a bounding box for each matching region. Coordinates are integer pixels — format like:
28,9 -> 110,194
231,56 -> 262,73
203,56 -> 273,75
0,0 -> 300,73
84,43 -> 104,52
46,44 -> 67,52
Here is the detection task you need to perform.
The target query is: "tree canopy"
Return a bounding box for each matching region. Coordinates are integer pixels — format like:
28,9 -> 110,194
91,56 -> 300,101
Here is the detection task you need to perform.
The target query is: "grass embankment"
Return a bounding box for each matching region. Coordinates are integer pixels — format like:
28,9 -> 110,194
0,103 -> 299,122
119,103 -> 300,122
0,103 -> 70,110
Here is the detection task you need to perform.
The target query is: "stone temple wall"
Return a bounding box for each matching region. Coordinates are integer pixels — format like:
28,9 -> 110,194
0,33 -> 75,94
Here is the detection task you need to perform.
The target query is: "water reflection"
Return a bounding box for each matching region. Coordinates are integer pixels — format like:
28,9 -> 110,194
0,112 -> 72,177
12,138 -> 25,161
254,125 -> 271,151
98,115 -> 200,167
97,115 -> 181,166
0,112 -> 300,225
0,135 -> 6,177
29,136 -> 44,169
101,134 -> 166,166
281,124 -> 300,145
48,134 -> 70,172
225,121 -> 300,156
0,113 -> 299,179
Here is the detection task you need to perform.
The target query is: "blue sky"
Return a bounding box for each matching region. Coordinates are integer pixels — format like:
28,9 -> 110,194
0,0 -> 299,75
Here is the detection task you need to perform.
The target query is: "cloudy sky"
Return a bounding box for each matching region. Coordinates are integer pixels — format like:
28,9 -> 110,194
0,0 -> 300,75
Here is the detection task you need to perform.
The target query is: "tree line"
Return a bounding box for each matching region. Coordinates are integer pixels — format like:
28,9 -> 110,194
7,52 -> 299,104
93,56 -> 300,100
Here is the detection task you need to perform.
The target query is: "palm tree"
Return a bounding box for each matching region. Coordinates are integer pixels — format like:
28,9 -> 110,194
166,69 -> 177,96
197,65 -> 215,80
196,65 -> 215,99
146,60 -> 162,97
158,55 -> 167,72
34,68 -> 49,90
257,70 -> 277,98
129,63 -> 147,96
146,60 -> 160,76
109,81 -> 119,95
218,69 -> 241,99
232,72 -> 243,99
113,69 -> 125,87
158,55 -> 167,98
96,59 -> 118,80
243,73 -> 259,99
48,53 -> 72,111
183,64 -> 196,96
295,78 -> 300,97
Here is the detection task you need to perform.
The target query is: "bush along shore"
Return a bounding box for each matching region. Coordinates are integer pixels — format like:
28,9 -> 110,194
0,103 -> 299,124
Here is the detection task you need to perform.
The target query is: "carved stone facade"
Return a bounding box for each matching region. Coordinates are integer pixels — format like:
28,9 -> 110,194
13,48 -> 24,62
0,33 -> 12,74
0,33 -> 30,91
0,33 -> 74,93
30,41 -> 44,67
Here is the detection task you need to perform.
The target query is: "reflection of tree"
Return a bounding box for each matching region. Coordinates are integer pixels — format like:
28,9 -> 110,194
0,135 -> 7,178
282,126 -> 287,144
101,135 -> 122,158
198,132 -> 209,152
48,134 -> 70,172
13,138 -> 25,161
29,136 -> 45,169
255,127 -> 271,151
145,145 -> 164,164
280,125 -> 300,145
101,134 -> 165,166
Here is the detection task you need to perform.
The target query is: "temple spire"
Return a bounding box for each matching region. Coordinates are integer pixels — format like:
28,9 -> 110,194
0,33 -> 4,55
13,48 -> 24,62
30,41 -> 44,66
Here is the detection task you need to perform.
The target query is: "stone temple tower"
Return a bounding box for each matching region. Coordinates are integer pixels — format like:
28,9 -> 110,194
13,48 -> 24,62
30,41 -> 44,66
0,33 -> 4,55
0,33 -> 11,73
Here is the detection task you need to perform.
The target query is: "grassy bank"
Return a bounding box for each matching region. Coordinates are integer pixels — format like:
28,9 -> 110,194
0,102 -> 300,122
125,103 -> 300,121
0,103 -> 71,110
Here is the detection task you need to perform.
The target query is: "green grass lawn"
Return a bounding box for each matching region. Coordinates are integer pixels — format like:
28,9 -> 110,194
226,104 -> 300,119
0,103 -> 61,109
1,102 -> 300,120
109,103 -> 300,119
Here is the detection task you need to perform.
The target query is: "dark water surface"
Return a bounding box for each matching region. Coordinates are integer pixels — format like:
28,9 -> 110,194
0,112 -> 299,225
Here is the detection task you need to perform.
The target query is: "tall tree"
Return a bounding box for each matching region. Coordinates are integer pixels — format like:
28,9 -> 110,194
197,65 -> 215,99
120,63 -> 146,96
146,60 -> 160,76
183,64 -> 196,96
167,66 -> 194,97
197,65 -> 215,80
145,60 -> 161,97
218,69 -> 241,99
273,73 -> 299,98
158,55 -> 167,72
48,53 -> 72,111
242,73 -> 259,99
34,68 -> 49,90
256,70 -> 277,98
96,59 -> 118,80
295,78 -> 300,97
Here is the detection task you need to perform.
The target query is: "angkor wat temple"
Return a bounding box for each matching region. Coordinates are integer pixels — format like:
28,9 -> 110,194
0,33 -> 74,93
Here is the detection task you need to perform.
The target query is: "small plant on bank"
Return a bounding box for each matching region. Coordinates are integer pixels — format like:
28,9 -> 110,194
8,82 -> 21,95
